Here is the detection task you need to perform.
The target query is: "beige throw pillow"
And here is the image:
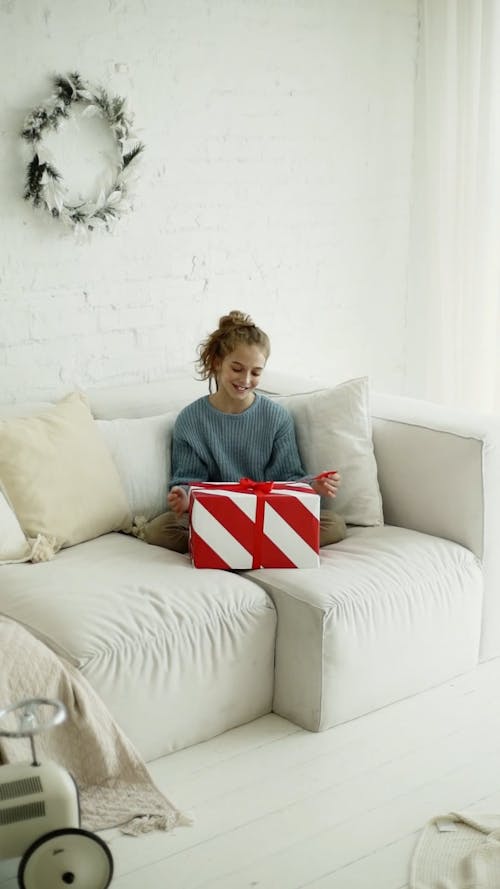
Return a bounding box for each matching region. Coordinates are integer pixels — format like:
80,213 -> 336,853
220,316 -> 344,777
277,377 -> 383,526
0,392 -> 131,554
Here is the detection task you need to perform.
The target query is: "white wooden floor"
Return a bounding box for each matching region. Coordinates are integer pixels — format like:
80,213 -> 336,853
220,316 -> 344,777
2,657 -> 500,888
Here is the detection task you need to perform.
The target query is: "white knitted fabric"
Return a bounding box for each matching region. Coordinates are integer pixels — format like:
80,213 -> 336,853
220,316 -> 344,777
411,812 -> 500,889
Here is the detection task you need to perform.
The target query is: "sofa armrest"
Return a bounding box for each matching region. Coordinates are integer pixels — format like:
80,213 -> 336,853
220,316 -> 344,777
371,391 -> 500,661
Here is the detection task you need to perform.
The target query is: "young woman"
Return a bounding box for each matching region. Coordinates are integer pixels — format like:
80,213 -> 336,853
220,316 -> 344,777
141,310 -> 346,552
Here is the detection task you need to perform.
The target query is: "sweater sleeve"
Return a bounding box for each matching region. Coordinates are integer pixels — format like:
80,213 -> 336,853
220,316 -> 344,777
264,409 -> 307,482
169,412 -> 209,489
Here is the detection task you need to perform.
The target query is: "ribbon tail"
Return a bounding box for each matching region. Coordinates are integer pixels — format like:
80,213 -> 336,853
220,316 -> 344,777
253,494 -> 266,569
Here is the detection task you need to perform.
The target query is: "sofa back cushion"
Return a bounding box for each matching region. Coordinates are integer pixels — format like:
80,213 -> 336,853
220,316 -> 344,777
87,373 -> 207,419
96,412 -> 176,520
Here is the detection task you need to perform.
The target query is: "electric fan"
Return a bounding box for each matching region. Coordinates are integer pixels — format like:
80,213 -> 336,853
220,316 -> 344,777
0,697 -> 113,889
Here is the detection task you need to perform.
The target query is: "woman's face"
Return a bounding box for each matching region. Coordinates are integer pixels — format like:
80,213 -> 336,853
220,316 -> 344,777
215,344 -> 267,409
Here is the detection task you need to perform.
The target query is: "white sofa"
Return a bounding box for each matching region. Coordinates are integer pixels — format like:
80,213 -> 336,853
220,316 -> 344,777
0,370 -> 497,763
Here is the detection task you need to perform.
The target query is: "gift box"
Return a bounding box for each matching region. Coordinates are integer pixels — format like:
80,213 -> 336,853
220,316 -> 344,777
188,479 -> 320,570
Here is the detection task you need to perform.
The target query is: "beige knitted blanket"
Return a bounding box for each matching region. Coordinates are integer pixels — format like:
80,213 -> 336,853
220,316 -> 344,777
411,812 -> 500,888
0,617 -> 190,836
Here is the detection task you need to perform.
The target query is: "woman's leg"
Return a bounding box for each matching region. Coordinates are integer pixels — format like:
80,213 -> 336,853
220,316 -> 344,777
319,509 -> 346,546
140,511 -> 189,553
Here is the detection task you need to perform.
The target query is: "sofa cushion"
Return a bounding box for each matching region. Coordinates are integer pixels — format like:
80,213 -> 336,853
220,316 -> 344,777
87,372 -> 207,419
277,377 -> 383,526
0,533 -> 277,761
247,524 -> 482,731
0,392 -> 131,555
96,412 -> 176,520
0,401 -> 55,418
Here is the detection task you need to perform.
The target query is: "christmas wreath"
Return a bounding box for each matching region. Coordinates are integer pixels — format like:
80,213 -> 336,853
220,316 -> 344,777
21,72 -> 145,235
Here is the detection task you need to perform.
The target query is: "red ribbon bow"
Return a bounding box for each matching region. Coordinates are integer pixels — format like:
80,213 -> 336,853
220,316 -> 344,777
238,478 -> 274,494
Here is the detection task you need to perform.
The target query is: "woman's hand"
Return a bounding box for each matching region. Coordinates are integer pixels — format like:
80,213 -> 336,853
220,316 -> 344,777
310,471 -> 341,499
168,486 -> 189,515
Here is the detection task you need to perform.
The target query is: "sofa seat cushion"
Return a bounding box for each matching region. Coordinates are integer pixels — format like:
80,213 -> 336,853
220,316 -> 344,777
246,525 -> 483,731
0,533 -> 276,761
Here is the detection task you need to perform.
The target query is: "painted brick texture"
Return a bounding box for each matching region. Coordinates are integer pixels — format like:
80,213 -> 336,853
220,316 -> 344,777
0,0 -> 418,403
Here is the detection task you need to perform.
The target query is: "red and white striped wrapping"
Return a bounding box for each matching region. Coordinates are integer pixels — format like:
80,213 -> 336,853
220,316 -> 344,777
188,479 -> 320,570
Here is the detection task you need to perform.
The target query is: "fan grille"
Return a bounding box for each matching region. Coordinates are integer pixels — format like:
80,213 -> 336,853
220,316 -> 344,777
0,800 -> 46,824
0,776 -> 43,801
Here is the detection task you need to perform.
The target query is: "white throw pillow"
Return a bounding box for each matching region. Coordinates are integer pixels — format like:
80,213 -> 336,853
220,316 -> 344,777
0,392 -> 132,555
277,377 -> 383,526
0,491 -> 33,564
97,412 -> 176,520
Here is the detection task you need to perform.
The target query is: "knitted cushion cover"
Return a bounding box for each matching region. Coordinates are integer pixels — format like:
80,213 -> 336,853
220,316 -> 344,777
411,812 -> 500,889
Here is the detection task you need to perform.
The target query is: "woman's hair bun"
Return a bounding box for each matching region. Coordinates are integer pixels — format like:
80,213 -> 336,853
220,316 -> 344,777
219,310 -> 255,330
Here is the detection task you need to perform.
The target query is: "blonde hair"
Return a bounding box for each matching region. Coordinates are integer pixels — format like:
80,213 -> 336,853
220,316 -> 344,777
197,310 -> 271,391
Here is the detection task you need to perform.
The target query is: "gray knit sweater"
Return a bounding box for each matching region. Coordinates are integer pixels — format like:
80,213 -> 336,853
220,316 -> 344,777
170,393 -> 306,489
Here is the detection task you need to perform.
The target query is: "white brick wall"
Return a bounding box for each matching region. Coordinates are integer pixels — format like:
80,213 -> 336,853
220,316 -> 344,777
0,0 -> 418,403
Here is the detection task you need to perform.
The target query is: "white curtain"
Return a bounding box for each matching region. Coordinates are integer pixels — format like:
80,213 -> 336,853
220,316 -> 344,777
406,0 -> 500,412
